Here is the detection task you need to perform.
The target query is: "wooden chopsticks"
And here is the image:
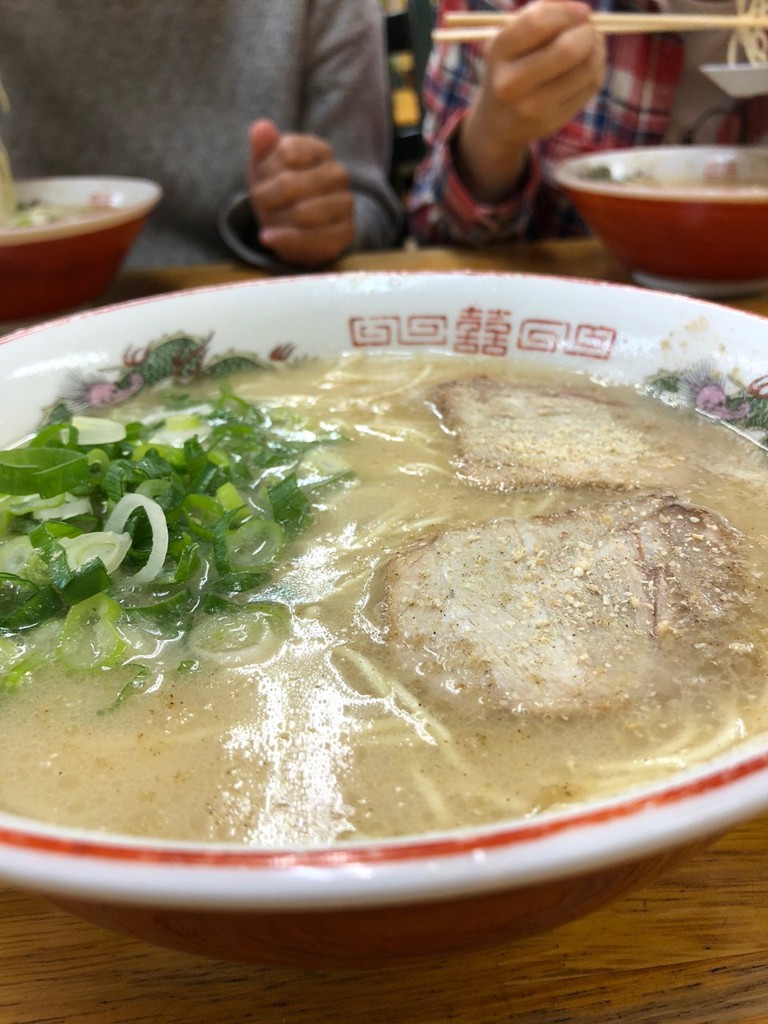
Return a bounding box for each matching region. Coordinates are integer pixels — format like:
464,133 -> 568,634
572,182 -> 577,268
433,10 -> 768,41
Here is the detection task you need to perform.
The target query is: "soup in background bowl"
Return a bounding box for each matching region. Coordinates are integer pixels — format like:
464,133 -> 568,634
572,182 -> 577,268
1,271 -> 768,968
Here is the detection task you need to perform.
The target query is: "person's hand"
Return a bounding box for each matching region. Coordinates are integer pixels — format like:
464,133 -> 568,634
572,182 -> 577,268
247,118 -> 356,267
454,0 -> 607,203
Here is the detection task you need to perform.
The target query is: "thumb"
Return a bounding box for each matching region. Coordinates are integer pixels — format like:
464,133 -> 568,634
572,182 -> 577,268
248,119 -> 281,183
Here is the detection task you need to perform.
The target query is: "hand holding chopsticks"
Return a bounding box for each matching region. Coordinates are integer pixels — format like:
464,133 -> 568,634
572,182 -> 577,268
429,2 -> 607,206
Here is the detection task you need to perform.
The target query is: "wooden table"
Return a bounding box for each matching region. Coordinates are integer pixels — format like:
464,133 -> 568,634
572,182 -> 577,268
4,240 -> 768,1024
101,239 -> 768,318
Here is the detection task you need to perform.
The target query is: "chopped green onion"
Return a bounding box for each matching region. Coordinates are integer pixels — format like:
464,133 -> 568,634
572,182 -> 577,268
29,523 -> 78,589
166,413 -> 202,432
171,537 -> 201,583
148,413 -> 208,446
0,636 -> 19,675
86,449 -> 112,479
2,651 -> 48,690
70,416 -> 127,446
216,482 -> 245,512
0,448 -> 90,498
103,494 -> 169,583
60,532 -> 132,574
213,513 -> 285,574
131,442 -> 187,468
0,387 -> 353,687
97,665 -> 150,715
59,560 -> 112,605
7,493 -> 69,517
187,601 -> 288,665
0,574 -> 62,631
0,536 -> 47,581
33,495 -> 92,521
30,524 -> 112,605
57,593 -> 128,670
119,580 -> 197,624
182,493 -> 223,540
268,473 -> 313,537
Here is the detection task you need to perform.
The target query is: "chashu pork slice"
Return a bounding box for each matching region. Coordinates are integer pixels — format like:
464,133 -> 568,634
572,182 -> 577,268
430,376 -> 679,492
385,495 -> 751,716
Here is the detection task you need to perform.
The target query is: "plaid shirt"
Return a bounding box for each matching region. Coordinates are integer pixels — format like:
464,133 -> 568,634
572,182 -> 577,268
408,0 -> 768,245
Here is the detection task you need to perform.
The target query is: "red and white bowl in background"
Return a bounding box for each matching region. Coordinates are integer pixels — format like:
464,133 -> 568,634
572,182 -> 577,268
0,175 -> 161,322
554,146 -> 768,299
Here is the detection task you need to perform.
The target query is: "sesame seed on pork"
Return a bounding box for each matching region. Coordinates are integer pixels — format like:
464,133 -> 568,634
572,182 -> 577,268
430,377 -> 679,492
385,495 -> 751,716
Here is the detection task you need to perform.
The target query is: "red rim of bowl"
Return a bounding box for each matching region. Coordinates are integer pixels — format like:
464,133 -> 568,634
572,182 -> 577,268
0,745 -> 764,870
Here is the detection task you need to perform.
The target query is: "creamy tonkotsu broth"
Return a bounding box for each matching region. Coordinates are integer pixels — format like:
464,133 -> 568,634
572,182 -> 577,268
1,351 -> 768,846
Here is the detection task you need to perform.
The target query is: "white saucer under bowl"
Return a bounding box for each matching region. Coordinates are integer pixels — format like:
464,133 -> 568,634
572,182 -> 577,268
632,270 -> 768,299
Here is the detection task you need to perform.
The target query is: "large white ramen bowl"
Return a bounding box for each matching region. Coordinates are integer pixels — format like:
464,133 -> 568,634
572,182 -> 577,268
2,272 -> 768,968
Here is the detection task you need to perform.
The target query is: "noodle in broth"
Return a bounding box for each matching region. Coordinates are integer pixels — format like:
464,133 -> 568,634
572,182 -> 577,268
0,352 -> 767,846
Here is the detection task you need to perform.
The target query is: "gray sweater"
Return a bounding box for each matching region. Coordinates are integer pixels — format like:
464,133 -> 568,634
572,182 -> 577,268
1,0 -> 403,268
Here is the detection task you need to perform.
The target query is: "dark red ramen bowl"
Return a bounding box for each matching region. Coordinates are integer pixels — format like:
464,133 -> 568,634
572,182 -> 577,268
554,146 -> 768,299
0,176 -> 161,322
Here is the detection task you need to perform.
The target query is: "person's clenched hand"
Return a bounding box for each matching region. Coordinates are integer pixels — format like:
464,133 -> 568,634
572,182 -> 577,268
247,118 -> 356,267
